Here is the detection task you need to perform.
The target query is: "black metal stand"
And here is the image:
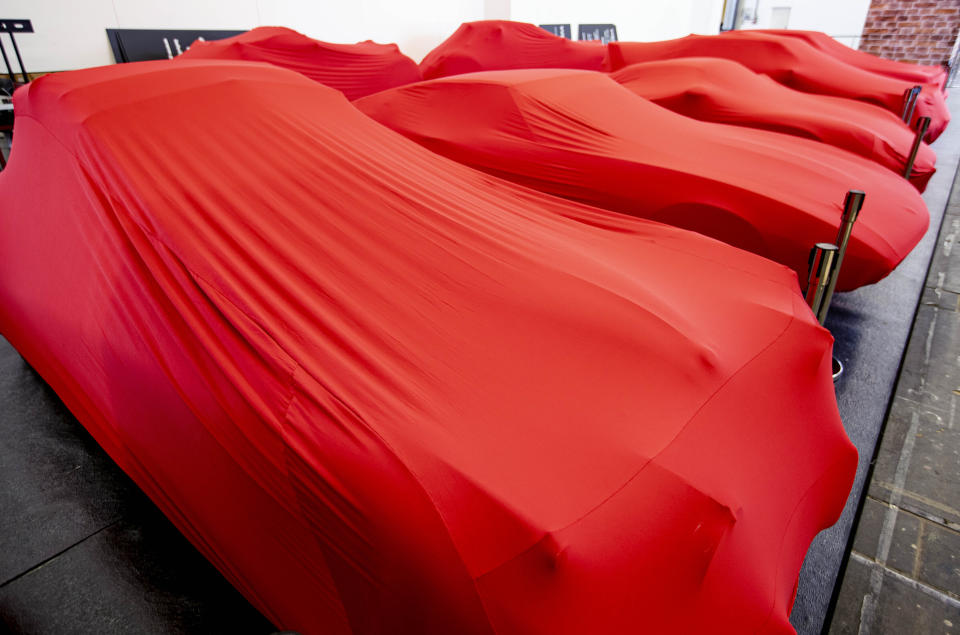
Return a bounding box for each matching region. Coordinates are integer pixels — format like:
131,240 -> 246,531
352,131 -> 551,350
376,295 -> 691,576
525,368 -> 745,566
0,37 -> 14,85
0,19 -> 33,85
7,31 -> 27,83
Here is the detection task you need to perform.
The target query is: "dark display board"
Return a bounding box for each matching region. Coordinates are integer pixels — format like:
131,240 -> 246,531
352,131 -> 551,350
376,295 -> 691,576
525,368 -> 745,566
106,29 -> 245,63
578,24 -> 618,44
539,24 -> 572,39
0,19 -> 33,34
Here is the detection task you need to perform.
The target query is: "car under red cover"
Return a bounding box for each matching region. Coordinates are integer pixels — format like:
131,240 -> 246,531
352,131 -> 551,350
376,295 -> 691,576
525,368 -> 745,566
177,26 -> 421,100
0,60 -> 856,634
357,68 -> 929,291
419,20 -> 605,79
611,57 -> 936,191
746,29 -> 948,89
606,32 -> 950,142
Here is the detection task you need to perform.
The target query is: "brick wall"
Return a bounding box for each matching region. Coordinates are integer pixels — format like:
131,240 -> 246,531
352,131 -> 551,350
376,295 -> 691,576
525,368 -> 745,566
860,0 -> 960,66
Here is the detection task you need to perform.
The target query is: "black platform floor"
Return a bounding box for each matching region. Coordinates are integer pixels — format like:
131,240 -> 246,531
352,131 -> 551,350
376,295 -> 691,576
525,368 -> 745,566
0,341 -> 274,632
2,99 -> 958,633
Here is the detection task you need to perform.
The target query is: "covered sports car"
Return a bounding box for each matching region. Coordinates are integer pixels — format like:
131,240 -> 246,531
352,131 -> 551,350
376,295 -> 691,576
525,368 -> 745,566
611,57 -> 936,191
1,60 -> 856,634
357,68 -> 929,291
177,26 -> 420,100
419,20 -> 605,79
746,29 -> 948,89
606,32 -> 950,142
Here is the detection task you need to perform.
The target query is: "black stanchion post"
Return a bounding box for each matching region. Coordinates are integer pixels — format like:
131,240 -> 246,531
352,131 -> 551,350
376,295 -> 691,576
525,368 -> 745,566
904,116 -> 932,179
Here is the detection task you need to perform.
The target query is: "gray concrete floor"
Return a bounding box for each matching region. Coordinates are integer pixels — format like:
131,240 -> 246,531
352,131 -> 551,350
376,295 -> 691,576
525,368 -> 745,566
828,167 -> 960,633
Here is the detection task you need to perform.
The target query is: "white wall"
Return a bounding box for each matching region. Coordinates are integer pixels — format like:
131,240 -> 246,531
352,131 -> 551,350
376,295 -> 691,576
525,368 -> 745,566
510,0 -> 724,41
6,0 -> 725,73
4,0 -> 484,72
735,0 -> 872,48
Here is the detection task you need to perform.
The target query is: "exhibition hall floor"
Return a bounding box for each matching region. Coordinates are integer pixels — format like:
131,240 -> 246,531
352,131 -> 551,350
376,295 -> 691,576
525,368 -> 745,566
1,94 -> 958,632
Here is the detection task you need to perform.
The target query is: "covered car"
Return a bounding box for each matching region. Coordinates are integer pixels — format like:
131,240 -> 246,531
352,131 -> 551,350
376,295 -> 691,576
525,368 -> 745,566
419,20 -> 605,79
606,32 -> 950,142
0,60 -> 856,634
746,29 -> 948,89
177,26 -> 420,100
611,57 -> 936,191
357,68 -> 929,291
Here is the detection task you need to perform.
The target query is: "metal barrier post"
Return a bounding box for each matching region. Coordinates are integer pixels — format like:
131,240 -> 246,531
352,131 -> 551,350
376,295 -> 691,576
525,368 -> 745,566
816,190 -> 865,324
806,242 -> 839,324
904,116 -> 932,179
902,85 -> 921,123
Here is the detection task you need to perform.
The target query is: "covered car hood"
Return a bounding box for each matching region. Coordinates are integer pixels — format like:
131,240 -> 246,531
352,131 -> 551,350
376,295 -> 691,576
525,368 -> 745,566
420,20 -> 605,79
0,60 -> 856,634
357,68 -> 929,291
611,57 -> 936,191
177,26 -> 420,100
606,32 -> 950,142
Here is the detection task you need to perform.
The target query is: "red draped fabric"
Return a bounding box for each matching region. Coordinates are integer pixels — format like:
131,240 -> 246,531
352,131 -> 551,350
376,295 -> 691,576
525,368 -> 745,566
358,68 -> 929,290
606,32 -> 950,142
611,57 -> 936,191
419,21 -> 605,79
0,61 -> 856,634
178,26 -> 421,100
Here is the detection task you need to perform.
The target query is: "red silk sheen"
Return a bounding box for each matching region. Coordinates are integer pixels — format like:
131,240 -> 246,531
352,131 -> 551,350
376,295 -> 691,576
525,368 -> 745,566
746,29 -> 948,89
357,68 -> 929,291
611,57 -> 936,191
419,20 -> 605,79
0,60 -> 857,634
177,26 -> 421,100
606,32 -> 950,143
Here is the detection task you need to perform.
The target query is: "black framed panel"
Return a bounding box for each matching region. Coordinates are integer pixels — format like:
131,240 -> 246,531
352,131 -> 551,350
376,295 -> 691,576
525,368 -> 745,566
539,24 -> 572,39
577,24 -> 618,44
106,29 -> 245,64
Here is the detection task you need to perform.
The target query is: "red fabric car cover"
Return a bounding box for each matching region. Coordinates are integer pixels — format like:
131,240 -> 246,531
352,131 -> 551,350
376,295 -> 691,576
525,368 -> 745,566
177,26 -> 421,100
0,60 -> 857,634
419,20 -> 605,79
357,68 -> 929,291
611,57 -> 936,191
747,29 -> 948,89
606,32 -> 950,142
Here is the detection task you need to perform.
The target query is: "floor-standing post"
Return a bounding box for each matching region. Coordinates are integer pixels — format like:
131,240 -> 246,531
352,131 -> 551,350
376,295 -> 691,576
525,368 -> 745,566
817,190 -> 865,324
904,116 -> 932,179
806,242 -> 839,323
902,85 -> 921,123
